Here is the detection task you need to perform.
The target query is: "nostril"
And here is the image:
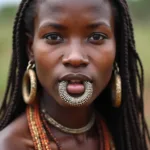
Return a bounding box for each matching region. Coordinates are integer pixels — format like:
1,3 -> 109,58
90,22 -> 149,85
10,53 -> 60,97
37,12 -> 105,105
84,58 -> 89,64
62,56 -> 89,67
62,58 -> 69,64
63,62 -> 70,67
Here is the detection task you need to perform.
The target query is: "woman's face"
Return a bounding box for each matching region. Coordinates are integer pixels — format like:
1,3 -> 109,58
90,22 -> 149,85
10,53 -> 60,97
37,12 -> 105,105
29,0 -> 116,107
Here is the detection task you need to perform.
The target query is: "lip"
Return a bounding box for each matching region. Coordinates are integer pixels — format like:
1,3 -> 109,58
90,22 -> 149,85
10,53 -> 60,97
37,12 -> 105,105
59,73 -> 93,83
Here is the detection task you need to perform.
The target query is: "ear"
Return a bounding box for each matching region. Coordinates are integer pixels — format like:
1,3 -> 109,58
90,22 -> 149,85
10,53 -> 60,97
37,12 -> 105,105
26,33 -> 34,61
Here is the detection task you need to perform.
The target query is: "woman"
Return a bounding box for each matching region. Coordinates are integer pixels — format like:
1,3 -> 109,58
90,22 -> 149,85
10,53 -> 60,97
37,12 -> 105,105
0,0 -> 149,149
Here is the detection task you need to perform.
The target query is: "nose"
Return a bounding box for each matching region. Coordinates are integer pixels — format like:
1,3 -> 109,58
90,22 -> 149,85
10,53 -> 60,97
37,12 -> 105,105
62,45 -> 89,67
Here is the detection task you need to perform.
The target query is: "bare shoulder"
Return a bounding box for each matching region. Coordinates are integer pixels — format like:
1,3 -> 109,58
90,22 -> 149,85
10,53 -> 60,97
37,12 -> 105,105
0,114 -> 34,150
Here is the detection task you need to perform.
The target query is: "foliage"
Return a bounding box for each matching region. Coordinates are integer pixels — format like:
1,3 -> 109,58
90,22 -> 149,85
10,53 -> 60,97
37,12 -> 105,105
128,0 -> 150,23
0,5 -> 17,22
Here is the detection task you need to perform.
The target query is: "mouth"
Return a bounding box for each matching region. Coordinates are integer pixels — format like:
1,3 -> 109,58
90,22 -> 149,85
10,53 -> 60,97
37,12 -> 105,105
59,73 -> 93,95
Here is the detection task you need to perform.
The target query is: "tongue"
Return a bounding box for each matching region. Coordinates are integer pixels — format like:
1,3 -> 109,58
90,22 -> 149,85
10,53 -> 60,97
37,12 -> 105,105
67,83 -> 85,94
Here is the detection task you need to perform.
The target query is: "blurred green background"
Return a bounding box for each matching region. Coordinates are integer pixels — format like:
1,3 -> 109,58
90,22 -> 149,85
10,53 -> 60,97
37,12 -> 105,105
0,0 -> 149,128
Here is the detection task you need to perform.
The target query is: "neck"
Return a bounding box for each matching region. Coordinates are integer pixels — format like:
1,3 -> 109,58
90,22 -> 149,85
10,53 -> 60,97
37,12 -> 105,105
40,90 -> 94,129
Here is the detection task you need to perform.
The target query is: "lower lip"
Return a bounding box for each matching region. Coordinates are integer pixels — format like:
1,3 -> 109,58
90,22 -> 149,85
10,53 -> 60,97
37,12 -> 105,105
67,83 -> 85,94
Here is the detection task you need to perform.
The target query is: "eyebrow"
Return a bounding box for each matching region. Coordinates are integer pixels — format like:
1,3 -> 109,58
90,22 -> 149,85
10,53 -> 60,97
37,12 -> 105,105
39,22 -> 67,30
86,22 -> 111,29
39,21 -> 111,30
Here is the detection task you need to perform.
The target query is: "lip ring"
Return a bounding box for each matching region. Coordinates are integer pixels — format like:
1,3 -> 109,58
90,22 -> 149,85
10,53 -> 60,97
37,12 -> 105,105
58,80 -> 93,106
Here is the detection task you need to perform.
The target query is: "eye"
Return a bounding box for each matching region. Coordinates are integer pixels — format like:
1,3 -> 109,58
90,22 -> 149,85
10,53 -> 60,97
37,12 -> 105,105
88,33 -> 107,44
44,33 -> 64,44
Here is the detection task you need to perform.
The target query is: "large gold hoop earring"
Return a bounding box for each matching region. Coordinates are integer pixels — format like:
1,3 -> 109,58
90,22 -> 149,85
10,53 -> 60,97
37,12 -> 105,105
22,61 -> 37,104
111,64 -> 122,108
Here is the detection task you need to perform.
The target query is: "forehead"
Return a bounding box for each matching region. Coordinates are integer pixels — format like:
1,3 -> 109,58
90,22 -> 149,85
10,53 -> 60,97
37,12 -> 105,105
36,0 -> 113,25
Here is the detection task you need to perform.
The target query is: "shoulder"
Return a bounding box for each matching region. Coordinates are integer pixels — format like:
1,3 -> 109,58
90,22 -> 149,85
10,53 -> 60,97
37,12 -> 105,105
0,114 -> 34,150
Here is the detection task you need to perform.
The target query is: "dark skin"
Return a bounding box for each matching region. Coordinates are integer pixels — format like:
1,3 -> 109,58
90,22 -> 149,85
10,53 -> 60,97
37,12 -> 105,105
0,0 -> 115,149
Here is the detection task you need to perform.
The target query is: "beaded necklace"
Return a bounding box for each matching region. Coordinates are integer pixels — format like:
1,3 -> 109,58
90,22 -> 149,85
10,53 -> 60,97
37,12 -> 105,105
26,104 -> 115,150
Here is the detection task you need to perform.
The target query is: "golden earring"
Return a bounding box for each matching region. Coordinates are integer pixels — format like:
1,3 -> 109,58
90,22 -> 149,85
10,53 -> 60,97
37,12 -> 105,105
22,60 -> 37,104
111,64 -> 122,108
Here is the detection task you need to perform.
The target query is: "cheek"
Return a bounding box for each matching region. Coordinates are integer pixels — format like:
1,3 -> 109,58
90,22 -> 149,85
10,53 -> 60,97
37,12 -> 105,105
92,40 -> 116,86
32,40 -> 59,86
